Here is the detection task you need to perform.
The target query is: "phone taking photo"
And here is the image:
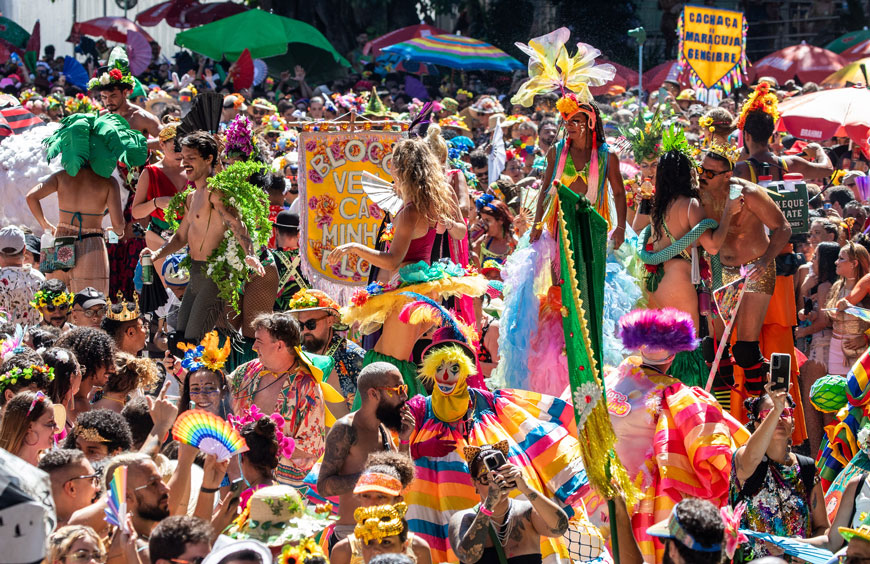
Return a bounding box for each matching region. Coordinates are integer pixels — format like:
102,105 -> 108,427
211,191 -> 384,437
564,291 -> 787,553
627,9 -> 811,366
770,353 -> 791,391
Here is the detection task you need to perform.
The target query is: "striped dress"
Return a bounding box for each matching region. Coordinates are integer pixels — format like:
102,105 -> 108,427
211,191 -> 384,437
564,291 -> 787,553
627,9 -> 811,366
405,387 -> 589,564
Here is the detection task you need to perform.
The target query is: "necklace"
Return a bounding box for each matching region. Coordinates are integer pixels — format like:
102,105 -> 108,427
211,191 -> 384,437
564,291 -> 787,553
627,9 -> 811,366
492,500 -> 514,546
232,361 -> 298,402
102,394 -> 126,405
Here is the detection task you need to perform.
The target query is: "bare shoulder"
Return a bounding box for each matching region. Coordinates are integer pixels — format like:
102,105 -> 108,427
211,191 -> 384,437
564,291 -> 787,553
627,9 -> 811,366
325,415 -> 357,445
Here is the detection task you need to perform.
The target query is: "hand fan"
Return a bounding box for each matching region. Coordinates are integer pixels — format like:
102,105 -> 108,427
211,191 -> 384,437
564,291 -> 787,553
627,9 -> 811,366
359,171 -> 404,216
172,409 -> 248,462
104,466 -> 128,534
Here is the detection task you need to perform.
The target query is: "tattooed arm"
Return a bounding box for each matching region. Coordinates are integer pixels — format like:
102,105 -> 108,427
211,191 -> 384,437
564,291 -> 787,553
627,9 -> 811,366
449,509 -> 491,564
497,463 -> 568,537
316,417 -> 360,496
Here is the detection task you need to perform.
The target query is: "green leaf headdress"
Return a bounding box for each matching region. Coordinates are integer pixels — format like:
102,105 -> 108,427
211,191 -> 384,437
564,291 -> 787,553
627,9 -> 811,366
44,113 -> 148,178
660,123 -> 697,167
618,109 -> 665,163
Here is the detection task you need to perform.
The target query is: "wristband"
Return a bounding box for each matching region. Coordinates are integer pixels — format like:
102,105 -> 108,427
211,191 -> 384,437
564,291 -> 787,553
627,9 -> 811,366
200,485 -> 219,493
400,439 -> 410,445
479,505 -> 493,517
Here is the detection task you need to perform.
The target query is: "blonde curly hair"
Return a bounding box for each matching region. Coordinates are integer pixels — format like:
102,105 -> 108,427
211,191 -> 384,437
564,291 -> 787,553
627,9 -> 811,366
391,137 -> 455,226
45,526 -> 105,564
107,352 -> 160,395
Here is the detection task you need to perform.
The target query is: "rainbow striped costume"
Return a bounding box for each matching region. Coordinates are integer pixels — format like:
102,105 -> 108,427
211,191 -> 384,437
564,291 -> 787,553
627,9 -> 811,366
587,358 -> 749,563
405,387 -> 589,564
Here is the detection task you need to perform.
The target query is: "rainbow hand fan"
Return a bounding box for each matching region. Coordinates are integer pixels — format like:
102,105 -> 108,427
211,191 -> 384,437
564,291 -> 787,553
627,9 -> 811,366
172,409 -> 248,462
104,466 -> 128,534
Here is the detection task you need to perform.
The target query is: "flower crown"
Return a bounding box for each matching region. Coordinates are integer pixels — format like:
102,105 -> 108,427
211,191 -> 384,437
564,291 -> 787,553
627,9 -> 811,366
354,503 -> 408,544
88,60 -> 134,91
261,114 -> 289,133
439,115 -> 468,130
456,89 -> 473,98
475,193 -> 497,213
30,289 -> 73,309
228,404 -> 296,460
45,96 -> 62,111
287,289 -> 340,312
737,82 -> 780,131
0,364 -> 55,393
178,331 -> 231,373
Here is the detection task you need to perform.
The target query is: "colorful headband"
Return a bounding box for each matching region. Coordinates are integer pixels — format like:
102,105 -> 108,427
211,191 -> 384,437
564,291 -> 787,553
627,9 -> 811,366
353,472 -> 403,497
229,404 -> 296,460
177,331 -> 231,373
26,391 -> 48,417
475,193 -> 497,213
462,440 -> 509,466
0,364 -> 55,394
354,503 -> 407,544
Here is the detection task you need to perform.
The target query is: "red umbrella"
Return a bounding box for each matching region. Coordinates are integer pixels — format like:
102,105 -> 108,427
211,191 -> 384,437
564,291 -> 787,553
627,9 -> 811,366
69,17 -> 154,44
748,43 -> 846,85
174,2 -> 248,27
778,87 -> 870,153
841,39 -> 870,62
0,105 -> 45,140
136,0 -> 196,27
590,58 -> 638,96
643,60 -> 686,91
363,24 -> 447,58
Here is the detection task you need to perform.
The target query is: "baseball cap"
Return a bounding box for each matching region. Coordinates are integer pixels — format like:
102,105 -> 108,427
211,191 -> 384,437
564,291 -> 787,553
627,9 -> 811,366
24,234 -> 40,256
73,287 -> 107,309
0,226 -> 26,255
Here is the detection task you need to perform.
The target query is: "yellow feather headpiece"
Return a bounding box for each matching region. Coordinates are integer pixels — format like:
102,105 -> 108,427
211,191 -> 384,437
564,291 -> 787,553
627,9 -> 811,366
737,82 -> 780,131
353,503 -> 407,544
178,330 -> 231,372
511,27 -> 616,110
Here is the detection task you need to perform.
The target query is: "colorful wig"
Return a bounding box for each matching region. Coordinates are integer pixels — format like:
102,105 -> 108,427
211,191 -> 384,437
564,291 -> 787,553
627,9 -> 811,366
617,308 -> 697,353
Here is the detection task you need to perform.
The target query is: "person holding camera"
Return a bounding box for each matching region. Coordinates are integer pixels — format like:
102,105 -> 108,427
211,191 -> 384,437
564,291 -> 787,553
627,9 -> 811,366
729,384 -> 829,560
447,443 -> 569,564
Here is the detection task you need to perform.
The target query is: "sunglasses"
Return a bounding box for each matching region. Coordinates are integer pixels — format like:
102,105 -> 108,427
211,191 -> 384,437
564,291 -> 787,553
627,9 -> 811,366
475,473 -> 491,486
376,384 -> 408,398
697,166 -> 730,180
44,303 -> 70,312
300,315 -> 330,330
758,406 -> 794,420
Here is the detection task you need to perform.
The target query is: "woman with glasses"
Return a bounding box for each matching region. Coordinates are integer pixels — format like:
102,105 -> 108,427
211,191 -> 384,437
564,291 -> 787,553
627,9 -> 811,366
729,384 -> 829,561
46,526 -> 107,564
0,390 -> 60,466
825,242 -> 870,375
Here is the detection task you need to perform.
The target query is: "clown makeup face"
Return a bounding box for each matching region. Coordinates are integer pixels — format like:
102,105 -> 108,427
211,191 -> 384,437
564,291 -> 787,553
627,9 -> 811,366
434,360 -> 463,395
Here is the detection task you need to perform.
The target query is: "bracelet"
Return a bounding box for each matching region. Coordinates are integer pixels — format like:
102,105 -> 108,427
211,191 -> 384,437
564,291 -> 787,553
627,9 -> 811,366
400,439 -> 410,445
613,226 -> 625,231
479,505 -> 493,517
200,485 -> 220,493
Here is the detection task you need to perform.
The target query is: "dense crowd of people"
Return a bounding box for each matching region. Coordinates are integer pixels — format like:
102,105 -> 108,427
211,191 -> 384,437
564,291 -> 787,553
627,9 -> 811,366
7,17 -> 870,564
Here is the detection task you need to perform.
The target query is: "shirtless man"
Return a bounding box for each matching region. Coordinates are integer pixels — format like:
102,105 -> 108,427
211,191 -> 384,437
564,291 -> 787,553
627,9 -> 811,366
699,149 -> 792,395
317,362 -> 414,550
145,131 -> 264,341
97,84 -> 161,148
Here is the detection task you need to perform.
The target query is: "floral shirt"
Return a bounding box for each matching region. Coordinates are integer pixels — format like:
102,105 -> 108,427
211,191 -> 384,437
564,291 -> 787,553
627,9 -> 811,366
0,265 -> 45,326
230,359 -> 326,486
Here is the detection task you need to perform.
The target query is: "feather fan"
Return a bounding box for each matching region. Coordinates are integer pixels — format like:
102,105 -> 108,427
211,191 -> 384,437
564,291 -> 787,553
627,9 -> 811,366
178,92 -> 223,136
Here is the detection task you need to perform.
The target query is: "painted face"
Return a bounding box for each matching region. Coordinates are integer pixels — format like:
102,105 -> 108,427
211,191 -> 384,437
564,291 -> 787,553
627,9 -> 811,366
434,360 -> 463,395
188,370 -> 222,413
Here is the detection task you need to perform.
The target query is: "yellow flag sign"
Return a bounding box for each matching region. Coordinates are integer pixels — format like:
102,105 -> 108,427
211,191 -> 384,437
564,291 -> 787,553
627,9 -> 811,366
298,130 -> 403,289
679,5 -> 746,90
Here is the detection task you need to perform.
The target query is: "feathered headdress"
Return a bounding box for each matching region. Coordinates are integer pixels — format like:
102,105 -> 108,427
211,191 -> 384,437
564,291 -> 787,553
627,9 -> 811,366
617,308 -> 698,359
177,330 -> 232,373
619,109 -> 665,163
737,82 -> 780,131
660,123 -> 697,166
44,113 -> 148,178
511,27 -> 616,115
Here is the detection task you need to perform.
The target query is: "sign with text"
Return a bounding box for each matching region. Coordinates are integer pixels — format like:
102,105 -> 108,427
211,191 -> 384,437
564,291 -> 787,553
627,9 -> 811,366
679,5 -> 746,89
298,130 -> 402,287
774,182 -> 809,234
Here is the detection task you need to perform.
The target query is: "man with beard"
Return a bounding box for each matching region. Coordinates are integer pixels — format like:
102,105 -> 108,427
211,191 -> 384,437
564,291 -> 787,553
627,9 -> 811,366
145,131 -> 265,341
287,289 -> 364,408
317,362 -> 415,551
89,49 -> 160,145
230,312 -> 344,486
31,279 -> 74,331
39,449 -> 100,527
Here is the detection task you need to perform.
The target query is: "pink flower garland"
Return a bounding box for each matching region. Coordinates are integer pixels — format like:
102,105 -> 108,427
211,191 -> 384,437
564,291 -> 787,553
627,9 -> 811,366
229,404 -> 296,460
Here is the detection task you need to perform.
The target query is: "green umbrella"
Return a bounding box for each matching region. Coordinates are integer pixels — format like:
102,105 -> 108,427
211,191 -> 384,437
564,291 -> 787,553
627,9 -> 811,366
0,17 -> 30,49
827,29 -> 870,53
174,9 -> 349,80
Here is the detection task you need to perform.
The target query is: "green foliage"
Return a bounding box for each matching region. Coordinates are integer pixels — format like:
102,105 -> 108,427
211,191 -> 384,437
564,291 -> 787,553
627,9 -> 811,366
165,186 -> 194,232
44,114 -> 92,177
203,161 -> 271,313
44,113 -> 148,178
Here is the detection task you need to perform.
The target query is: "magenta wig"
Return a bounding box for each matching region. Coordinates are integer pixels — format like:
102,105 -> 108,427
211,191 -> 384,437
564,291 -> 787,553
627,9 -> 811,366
617,308 -> 697,353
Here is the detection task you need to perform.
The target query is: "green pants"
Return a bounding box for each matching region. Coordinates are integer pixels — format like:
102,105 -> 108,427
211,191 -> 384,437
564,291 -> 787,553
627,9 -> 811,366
352,350 -> 427,410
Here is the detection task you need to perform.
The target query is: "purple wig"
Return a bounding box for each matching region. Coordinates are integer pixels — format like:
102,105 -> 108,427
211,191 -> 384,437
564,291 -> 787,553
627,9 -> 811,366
617,308 -> 697,353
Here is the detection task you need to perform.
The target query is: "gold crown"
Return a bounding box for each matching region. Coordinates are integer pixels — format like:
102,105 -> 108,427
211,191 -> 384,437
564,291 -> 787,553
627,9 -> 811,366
75,426 -> 110,443
702,138 -> 741,167
106,292 -> 140,322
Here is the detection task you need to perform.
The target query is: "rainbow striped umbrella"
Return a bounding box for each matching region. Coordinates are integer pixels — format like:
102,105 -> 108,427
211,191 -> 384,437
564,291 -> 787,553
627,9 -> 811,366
382,34 -> 522,72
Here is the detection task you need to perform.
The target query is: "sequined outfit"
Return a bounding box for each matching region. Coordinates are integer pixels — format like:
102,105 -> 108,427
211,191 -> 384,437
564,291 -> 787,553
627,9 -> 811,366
729,457 -> 814,561
721,256 -> 776,295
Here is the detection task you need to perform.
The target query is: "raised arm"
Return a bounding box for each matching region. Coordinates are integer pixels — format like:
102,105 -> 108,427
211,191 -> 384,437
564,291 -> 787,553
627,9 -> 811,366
733,384 -> 787,483
497,464 -> 568,538
26,173 -> 60,232
316,419 -> 359,496
784,143 -> 834,179
327,204 -> 418,272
